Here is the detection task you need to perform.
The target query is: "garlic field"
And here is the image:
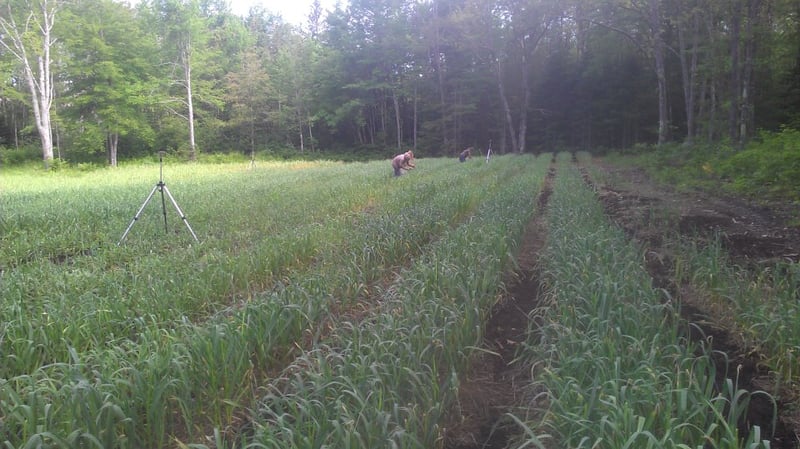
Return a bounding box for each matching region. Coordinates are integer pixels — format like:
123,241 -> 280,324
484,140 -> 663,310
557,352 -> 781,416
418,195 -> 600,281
2,153 -> 797,448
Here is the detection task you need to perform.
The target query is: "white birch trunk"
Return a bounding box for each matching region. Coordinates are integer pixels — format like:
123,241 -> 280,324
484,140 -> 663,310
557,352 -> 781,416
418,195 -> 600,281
0,0 -> 58,167
181,44 -> 197,161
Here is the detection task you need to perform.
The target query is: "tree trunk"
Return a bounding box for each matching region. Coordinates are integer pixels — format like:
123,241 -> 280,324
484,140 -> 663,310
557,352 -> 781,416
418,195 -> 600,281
678,11 -> 699,144
517,38 -> 530,154
709,80 -> 717,142
299,129 -> 304,152
729,1 -> 742,145
432,1 -> 449,150
575,2 -> 588,59
688,16 -> 699,143
701,12 -> 719,142
413,81 -> 418,151
649,0 -> 669,145
739,0 -> 761,147
181,44 -> 197,161
0,0 -> 58,168
107,132 -> 118,167
307,114 -> 315,152
250,115 -> 255,158
393,89 -> 402,149
496,57 -> 519,154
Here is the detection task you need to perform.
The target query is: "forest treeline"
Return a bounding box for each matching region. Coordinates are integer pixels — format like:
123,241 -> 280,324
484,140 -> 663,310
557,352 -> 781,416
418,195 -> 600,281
1,0 -> 798,167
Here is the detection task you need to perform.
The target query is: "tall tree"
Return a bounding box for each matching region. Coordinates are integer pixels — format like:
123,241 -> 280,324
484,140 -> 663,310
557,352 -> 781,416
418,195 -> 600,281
58,0 -> 158,166
322,0 -> 418,150
494,0 -> 558,153
224,47 -> 271,157
647,0 -> 669,145
0,0 -> 59,167
674,0 -> 702,144
421,0 -> 450,150
581,0 -> 671,145
272,33 -> 321,152
149,0 -> 206,160
733,0 -> 762,147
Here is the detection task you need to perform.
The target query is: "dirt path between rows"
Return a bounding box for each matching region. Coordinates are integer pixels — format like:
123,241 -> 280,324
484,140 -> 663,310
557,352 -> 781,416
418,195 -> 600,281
443,166 -> 553,448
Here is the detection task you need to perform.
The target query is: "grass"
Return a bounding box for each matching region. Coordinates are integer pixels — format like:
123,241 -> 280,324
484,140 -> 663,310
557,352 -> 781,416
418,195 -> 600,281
244,154 -> 549,448
582,147 -> 800,391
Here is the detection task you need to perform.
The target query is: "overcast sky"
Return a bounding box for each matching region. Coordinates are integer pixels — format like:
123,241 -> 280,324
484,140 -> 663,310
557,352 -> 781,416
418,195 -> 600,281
121,0 -> 343,26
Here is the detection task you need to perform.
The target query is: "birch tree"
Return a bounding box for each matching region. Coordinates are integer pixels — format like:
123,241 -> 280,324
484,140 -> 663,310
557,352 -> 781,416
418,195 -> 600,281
0,0 -> 58,167
150,0 -> 204,160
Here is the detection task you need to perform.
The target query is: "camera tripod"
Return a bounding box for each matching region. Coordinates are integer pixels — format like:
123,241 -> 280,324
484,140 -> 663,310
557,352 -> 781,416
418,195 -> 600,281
117,152 -> 199,245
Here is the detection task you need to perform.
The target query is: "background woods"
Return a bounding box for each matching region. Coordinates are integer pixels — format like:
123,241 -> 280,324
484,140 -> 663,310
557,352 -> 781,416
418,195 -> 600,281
1,0 -> 798,166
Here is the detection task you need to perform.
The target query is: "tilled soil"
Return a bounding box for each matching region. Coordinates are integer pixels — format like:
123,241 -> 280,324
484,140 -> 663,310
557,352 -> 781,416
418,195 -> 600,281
442,167 -> 553,449
592,162 -> 800,264
444,158 -> 800,448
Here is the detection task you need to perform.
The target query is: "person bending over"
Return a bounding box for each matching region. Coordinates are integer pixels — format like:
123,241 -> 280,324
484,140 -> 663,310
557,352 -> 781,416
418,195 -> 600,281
459,147 -> 472,162
392,150 -> 416,176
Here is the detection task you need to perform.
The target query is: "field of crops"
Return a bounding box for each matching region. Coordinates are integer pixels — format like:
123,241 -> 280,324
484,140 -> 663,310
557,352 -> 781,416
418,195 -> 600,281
2,153 -> 797,448
511,154 -> 799,449
1,155 -> 548,448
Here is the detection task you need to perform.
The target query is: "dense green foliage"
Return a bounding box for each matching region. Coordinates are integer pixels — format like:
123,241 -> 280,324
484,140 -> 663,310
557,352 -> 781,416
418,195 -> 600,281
1,0 -> 799,167
718,128 -> 800,201
608,127 -> 800,207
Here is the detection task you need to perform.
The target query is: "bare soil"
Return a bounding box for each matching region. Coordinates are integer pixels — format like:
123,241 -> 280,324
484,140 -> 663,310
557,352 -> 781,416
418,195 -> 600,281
442,167 -> 553,449
443,158 -> 800,448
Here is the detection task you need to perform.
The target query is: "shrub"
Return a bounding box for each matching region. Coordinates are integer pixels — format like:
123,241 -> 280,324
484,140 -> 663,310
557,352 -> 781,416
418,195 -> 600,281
0,145 -> 41,165
608,130 -> 799,203
718,127 -> 800,200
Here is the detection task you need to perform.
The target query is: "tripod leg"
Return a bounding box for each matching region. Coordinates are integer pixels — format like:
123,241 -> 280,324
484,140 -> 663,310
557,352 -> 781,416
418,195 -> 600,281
159,182 -> 168,233
118,184 -> 160,245
161,185 -> 200,242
